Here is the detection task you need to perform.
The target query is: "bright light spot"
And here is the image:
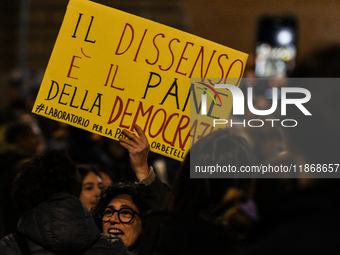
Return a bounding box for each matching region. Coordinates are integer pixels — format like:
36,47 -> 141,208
277,30 -> 293,45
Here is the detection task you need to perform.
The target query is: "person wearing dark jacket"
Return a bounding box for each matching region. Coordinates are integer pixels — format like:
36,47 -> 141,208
233,45 -> 340,255
91,124 -> 170,255
0,151 -> 131,255
138,129 -> 257,255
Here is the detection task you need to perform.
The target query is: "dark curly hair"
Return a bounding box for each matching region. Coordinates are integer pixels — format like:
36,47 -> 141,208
12,150 -> 82,215
91,182 -> 150,231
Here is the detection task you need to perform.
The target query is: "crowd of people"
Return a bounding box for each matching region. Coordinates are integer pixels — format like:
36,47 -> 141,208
0,44 -> 340,254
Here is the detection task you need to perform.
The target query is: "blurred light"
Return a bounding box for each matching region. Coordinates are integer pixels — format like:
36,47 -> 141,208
258,43 -> 271,55
277,29 -> 293,45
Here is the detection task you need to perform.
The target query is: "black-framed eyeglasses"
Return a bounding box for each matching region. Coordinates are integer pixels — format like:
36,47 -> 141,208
100,207 -> 140,224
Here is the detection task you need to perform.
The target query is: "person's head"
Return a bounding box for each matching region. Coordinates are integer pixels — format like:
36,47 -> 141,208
78,164 -> 104,211
92,183 -> 149,249
12,150 -> 82,216
6,120 -> 40,155
287,44 -> 340,165
168,129 -> 256,219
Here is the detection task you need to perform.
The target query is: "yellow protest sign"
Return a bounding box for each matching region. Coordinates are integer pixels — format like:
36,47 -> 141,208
32,0 -> 248,161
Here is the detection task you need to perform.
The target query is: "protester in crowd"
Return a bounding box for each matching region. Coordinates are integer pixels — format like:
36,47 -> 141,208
0,150 -> 131,255
5,120 -> 40,156
0,72 -> 27,125
78,164 -> 104,211
92,124 -> 170,254
234,44 -> 340,255
0,116 -> 45,239
92,183 -> 148,254
138,128 -> 258,255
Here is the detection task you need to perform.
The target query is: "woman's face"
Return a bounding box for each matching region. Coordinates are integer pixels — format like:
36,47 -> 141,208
79,171 -> 103,211
102,194 -> 142,248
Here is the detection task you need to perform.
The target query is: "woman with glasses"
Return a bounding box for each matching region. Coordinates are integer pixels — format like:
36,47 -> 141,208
92,183 -> 149,254
92,124 -> 170,254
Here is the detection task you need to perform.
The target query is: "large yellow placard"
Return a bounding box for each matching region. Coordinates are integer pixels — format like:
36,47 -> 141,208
32,0 -> 248,161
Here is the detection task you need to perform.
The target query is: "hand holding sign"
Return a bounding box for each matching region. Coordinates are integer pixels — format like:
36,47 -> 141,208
119,124 -> 150,181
